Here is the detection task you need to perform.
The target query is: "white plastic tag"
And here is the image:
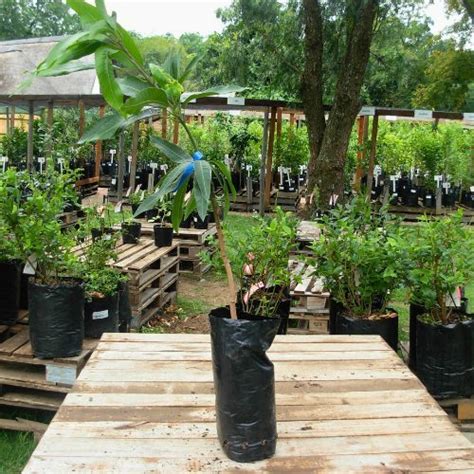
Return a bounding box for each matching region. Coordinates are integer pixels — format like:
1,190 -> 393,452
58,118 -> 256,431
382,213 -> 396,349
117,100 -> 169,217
24,255 -> 37,275
227,97 -> 245,106
114,200 -> 123,213
92,310 -> 109,320
414,110 -> 433,119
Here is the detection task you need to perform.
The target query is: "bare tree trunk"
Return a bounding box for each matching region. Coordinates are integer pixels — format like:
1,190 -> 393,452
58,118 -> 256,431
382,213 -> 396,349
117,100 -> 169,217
302,0 -> 325,205
303,0 -> 378,209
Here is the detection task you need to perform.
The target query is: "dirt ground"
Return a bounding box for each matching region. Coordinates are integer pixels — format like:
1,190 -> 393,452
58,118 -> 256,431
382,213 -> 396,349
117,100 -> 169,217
144,275 -> 229,334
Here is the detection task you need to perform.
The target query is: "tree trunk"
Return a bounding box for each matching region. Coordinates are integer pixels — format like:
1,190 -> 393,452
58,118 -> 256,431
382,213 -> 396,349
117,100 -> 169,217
303,0 -> 378,209
302,0 -> 325,205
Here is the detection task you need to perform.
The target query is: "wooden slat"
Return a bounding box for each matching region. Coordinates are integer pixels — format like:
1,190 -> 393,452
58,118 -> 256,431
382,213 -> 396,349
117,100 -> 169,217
0,329 -> 30,355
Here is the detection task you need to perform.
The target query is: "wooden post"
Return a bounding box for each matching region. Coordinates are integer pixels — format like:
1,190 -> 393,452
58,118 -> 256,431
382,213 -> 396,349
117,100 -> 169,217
259,109 -> 270,216
161,108 -> 167,139
130,121 -> 139,191
117,131 -> 126,201
173,117 -> 179,144
366,114 -> 379,198
5,107 -> 9,135
27,101 -> 34,172
264,106 -> 277,208
47,101 -> 53,159
94,105 -> 105,178
289,112 -> 295,127
276,107 -> 283,139
78,100 -> 85,137
10,105 -> 15,131
354,116 -> 367,192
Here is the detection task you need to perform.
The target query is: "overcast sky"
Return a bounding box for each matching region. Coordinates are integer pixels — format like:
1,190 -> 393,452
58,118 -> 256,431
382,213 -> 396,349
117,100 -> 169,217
94,0 -> 457,38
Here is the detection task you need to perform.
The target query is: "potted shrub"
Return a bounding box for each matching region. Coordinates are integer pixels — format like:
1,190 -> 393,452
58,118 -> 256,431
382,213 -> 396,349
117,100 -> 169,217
120,206 -> 142,244
150,198 -> 173,247
0,169 -> 25,325
404,211 -> 474,398
34,2 -> 277,462
308,196 -> 405,350
78,233 -> 125,339
13,169 -> 84,359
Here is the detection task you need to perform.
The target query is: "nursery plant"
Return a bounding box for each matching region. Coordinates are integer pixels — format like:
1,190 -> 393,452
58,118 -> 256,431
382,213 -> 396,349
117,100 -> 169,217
308,195 -> 406,349
33,0 -> 279,463
403,211 -> 474,398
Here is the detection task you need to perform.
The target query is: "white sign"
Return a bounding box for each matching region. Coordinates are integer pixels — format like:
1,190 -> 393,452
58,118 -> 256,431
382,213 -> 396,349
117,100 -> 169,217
0,156 -> 8,172
23,255 -> 37,275
359,106 -> 375,116
414,109 -> 433,120
92,310 -> 109,320
38,157 -> 45,173
150,162 -> 158,169
114,200 -> 123,213
227,97 -> 245,106
463,113 -> 474,122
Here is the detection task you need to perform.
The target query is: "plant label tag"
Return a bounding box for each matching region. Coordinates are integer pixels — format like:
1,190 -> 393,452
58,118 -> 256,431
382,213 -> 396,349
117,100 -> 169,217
414,109 -> 433,119
114,200 -> 123,213
426,195 -> 432,199
150,162 -> 158,169
463,113 -> 474,122
125,187 -> 132,197
434,175 -> 443,187
109,149 -> 116,164
227,97 -> 245,106
411,189 -> 417,194
141,190 -> 145,200
470,186 -> 474,193
446,288 -> 461,307
127,155 -> 132,162
359,106 -> 375,116
0,156 -> 7,172
135,184 -> 142,193
23,255 -> 37,275
111,178 -> 117,185
92,310 -> 109,320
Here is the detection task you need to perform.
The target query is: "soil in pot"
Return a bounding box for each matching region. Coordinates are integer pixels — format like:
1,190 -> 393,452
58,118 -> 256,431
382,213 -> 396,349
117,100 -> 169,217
0,260 -> 22,325
415,312 -> 474,399
28,279 -> 84,359
84,292 -> 119,339
122,222 -> 141,244
335,309 -> 399,351
153,225 -> 173,247
209,307 -> 279,463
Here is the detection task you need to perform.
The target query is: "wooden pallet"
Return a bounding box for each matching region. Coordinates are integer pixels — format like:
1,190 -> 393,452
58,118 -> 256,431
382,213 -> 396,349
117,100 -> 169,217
73,238 -> 180,328
0,321 -> 98,411
288,260 -> 330,335
24,333 -> 474,473
292,220 -> 321,256
439,397 -> 474,422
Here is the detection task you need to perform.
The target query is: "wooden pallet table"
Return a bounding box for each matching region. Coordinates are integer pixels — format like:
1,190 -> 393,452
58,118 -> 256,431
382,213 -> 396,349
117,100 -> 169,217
24,333 -> 474,473
288,260 -> 330,335
73,237 -> 179,328
292,220 -> 321,256
0,320 -> 97,412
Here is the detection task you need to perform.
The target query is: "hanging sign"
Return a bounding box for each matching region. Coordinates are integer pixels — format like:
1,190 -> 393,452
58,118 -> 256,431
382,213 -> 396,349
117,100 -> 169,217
414,109 -> 433,120
227,97 -> 245,106
359,106 -> 375,116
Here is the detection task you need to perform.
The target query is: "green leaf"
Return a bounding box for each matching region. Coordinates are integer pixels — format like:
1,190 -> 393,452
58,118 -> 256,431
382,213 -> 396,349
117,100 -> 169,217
95,47 -> 124,112
150,136 -> 192,164
181,85 -> 246,105
163,52 -> 180,80
193,160 -> 212,220
149,64 -> 173,88
117,77 -> 149,97
67,0 -> 103,26
179,54 -> 200,83
213,160 -> 236,199
78,112 -> 125,143
171,178 -> 189,231
95,0 -> 107,15
36,60 -> 94,77
116,25 -> 143,66
122,88 -> 169,114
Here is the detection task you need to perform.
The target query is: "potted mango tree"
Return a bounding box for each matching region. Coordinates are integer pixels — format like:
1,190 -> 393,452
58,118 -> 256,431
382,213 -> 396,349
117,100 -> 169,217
404,211 -> 474,398
308,196 -> 406,350
33,1 -> 277,462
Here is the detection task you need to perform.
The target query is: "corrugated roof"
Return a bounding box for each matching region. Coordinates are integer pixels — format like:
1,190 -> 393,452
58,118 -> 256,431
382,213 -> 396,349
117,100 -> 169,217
0,36 -> 97,96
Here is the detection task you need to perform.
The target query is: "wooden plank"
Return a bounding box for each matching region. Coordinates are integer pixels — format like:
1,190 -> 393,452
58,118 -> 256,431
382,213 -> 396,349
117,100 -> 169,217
0,389 -> 63,411
0,330 -> 30,355
0,417 -> 48,434
45,416 -> 455,440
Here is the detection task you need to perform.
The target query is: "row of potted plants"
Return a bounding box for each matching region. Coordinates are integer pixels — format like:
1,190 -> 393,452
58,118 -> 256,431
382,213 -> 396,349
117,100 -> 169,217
309,196 -> 474,399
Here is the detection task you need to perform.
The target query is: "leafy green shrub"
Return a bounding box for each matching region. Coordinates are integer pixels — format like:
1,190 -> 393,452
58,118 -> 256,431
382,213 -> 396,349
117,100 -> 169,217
274,123 -> 309,174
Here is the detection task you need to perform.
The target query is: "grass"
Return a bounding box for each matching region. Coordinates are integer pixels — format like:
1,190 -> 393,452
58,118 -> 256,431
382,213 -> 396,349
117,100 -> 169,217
175,295 -> 213,319
0,408 -> 53,474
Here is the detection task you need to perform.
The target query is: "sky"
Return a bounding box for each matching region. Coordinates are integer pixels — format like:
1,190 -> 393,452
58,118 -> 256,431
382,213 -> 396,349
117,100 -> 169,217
93,0 -> 458,38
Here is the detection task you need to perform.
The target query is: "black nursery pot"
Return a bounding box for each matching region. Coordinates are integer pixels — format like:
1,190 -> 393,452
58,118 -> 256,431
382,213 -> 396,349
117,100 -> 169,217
461,191 -> 474,209
153,225 -> 173,247
180,215 -> 193,229
442,191 -> 456,207
415,315 -> 474,399
28,280 -> 84,359
0,260 -> 22,325
121,222 -> 141,244
209,307 -> 279,463
194,214 -> 209,229
118,280 -> 132,332
335,310 -> 399,351
91,227 -> 115,242
84,292 -> 119,339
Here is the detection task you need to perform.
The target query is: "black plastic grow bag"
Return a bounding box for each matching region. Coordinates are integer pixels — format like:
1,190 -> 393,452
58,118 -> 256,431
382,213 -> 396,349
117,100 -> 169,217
122,222 -> 141,244
209,307 -> 279,463
153,225 -> 173,247
84,292 -> 119,339
409,303 -> 425,369
416,316 -> 474,399
28,280 -> 84,359
0,260 -> 21,325
335,310 -> 398,351
118,281 -> 132,332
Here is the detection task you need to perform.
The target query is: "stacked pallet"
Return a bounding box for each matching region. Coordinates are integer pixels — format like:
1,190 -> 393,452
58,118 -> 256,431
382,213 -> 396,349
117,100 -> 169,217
174,226 -> 217,278
0,312 -> 97,413
73,237 -> 179,328
57,210 -> 79,229
230,188 -> 303,212
292,220 -> 321,256
288,260 -> 330,334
